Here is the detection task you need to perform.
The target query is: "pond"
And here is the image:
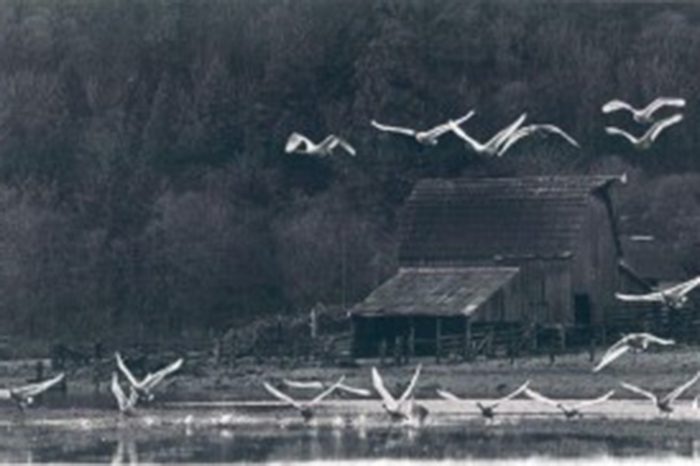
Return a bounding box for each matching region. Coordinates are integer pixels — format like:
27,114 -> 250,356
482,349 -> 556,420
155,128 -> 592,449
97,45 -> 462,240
1,401 -> 700,463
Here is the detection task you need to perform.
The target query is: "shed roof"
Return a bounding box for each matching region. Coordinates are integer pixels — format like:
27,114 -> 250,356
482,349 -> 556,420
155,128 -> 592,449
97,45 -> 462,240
349,267 -> 519,317
399,175 -> 624,264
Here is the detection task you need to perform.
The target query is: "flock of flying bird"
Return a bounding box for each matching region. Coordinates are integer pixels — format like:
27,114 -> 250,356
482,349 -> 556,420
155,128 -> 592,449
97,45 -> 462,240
261,330 -> 697,425
284,97 -> 687,158
0,352 -> 184,414
0,98 -> 694,422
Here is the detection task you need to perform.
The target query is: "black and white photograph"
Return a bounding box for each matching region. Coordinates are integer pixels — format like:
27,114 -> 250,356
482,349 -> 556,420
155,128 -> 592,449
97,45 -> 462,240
0,0 -> 699,464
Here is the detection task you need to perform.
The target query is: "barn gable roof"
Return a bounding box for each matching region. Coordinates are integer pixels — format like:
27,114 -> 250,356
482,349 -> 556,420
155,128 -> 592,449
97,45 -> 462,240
349,267 -> 519,317
399,175 -> 624,264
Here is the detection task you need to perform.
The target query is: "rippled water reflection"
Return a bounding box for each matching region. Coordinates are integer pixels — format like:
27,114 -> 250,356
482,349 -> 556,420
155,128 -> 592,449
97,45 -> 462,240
0,406 -> 700,463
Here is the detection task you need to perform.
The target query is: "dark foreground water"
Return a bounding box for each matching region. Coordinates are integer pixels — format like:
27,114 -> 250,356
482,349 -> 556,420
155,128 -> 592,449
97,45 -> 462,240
1,404 -> 700,463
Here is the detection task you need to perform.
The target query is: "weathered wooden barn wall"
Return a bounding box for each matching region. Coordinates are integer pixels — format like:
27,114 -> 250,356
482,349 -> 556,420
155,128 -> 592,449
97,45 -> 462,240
571,190 -> 622,324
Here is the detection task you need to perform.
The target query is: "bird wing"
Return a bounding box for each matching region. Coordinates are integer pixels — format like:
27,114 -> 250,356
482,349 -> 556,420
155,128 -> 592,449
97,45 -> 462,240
601,334 -> 633,355
601,99 -> 635,114
647,113 -> 683,142
285,132 -> 313,153
496,126 -> 534,156
500,124 -> 579,156
263,382 -> 301,409
310,376 -> 345,405
398,364 -> 422,403
333,136 -> 357,156
283,379 -> 325,390
614,291 -> 662,303
523,387 -> 559,408
664,275 -> 700,298
593,345 -> 631,373
573,390 -> 616,410
644,97 -> 686,118
115,352 -> 142,389
371,367 -> 396,405
12,373 -> 65,398
370,120 -> 416,137
534,124 -> 580,147
605,126 -> 639,145
620,382 -> 657,403
337,383 -> 371,397
488,113 -> 527,148
665,371 -> 700,404
142,358 -> 183,391
496,380 -> 531,404
447,120 -> 480,148
0,389 -> 10,400
424,110 -> 476,139
436,389 -> 463,402
639,333 -> 675,346
111,373 -> 131,412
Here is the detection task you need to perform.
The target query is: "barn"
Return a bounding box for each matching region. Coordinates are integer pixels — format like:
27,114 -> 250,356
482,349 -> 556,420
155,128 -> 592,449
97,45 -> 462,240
349,175 -> 627,358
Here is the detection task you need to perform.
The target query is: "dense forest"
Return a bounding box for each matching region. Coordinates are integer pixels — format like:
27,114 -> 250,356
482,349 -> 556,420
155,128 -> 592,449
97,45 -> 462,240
0,0 -> 699,344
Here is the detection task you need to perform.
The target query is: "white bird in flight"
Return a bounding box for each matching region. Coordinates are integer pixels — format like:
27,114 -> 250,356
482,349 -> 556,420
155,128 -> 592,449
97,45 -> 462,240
620,372 -> 700,414
448,113 -> 527,156
371,111 -> 475,146
615,275 -> 700,310
496,124 -> 580,156
523,387 -> 615,419
601,97 -> 686,124
0,373 -> 65,411
437,380 -> 530,419
263,376 -> 345,422
372,365 -> 428,423
111,372 -> 138,415
115,352 -> 183,403
605,113 -> 683,150
282,378 -> 371,397
285,133 -> 356,157
593,333 -> 675,373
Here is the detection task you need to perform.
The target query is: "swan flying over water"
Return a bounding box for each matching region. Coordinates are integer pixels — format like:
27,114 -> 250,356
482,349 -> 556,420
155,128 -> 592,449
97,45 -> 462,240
283,378 -> 371,397
264,376 -> 345,422
524,387 -> 615,419
371,111 -> 475,146
437,380 -> 530,419
615,275 -> 700,309
0,373 -> 65,411
605,113 -> 683,150
115,352 -> 183,402
620,372 -> 700,414
372,365 -> 428,423
593,333 -> 675,373
602,97 -> 686,124
111,372 -> 138,414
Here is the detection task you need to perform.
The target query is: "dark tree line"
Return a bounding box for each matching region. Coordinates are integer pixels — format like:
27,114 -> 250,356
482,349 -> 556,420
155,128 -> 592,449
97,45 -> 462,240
0,0 -> 699,344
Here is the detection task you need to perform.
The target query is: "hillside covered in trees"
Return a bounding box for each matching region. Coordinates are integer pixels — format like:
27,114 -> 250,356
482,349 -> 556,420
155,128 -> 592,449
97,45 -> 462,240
0,0 -> 699,343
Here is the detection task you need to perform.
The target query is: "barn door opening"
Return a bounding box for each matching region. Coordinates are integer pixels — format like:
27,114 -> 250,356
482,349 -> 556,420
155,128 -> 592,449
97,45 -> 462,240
574,294 -> 591,325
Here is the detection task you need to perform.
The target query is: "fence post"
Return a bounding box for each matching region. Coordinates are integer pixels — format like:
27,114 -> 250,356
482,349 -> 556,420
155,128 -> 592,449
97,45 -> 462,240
464,317 -> 473,361
435,318 -> 442,364
408,318 -> 415,362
